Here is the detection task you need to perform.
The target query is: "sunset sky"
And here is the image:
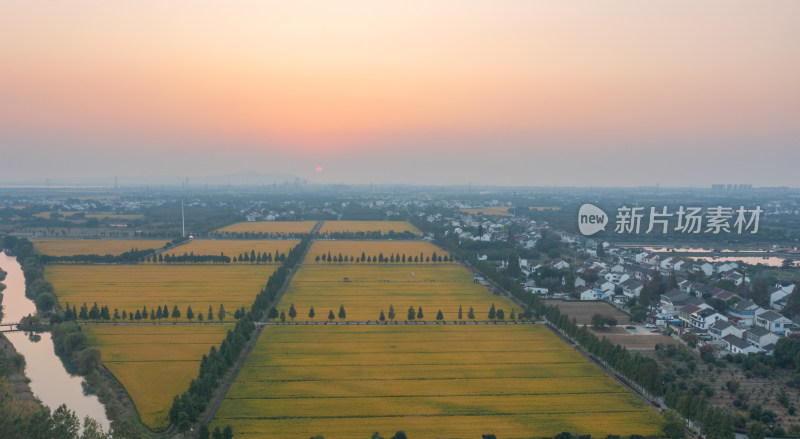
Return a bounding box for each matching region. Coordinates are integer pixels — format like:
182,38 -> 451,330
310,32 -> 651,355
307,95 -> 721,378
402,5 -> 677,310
1,1 -> 799,187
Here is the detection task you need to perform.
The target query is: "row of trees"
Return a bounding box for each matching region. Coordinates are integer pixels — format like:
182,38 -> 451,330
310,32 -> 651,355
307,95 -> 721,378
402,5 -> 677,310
212,231 -> 307,240
39,248 -> 158,265
314,251 -> 451,264
62,302 -> 242,323
269,303 -> 529,322
323,231 -> 419,240
145,250 -> 287,264
167,238 -> 311,434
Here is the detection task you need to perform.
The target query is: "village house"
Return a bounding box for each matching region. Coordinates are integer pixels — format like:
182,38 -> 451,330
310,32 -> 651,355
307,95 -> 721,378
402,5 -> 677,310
745,326 -> 780,351
722,334 -> 760,354
754,310 -> 792,334
728,300 -> 765,327
720,269 -> 744,286
709,319 -> 743,340
621,279 -> 643,298
690,308 -> 726,332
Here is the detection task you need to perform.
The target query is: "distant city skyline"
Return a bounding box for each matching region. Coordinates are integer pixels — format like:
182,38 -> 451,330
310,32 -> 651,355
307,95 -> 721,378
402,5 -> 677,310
2,1 -> 799,187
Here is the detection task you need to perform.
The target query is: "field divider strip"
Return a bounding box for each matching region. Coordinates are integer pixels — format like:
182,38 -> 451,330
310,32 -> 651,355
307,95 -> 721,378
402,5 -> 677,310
199,238 -> 315,428
224,391 -> 633,400
215,409 -> 651,421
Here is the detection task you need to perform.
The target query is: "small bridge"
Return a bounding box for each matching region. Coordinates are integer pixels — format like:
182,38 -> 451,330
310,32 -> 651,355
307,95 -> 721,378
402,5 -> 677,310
0,322 -> 21,332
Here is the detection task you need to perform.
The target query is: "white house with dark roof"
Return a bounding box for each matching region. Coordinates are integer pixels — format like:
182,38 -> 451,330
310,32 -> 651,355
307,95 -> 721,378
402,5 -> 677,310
745,326 -> 780,350
770,286 -> 791,310
729,300 -> 765,327
755,310 -> 792,334
577,286 -> 596,301
722,334 -> 759,354
709,319 -> 742,340
721,270 -> 744,286
621,279 -> 643,298
661,257 -> 684,271
691,308 -> 726,331
695,262 -> 714,277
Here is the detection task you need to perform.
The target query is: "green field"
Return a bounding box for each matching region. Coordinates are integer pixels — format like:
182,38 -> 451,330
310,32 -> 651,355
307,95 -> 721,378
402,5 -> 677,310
46,265 -> 275,321
278,264 -> 516,322
84,325 -> 231,430
214,325 -> 662,439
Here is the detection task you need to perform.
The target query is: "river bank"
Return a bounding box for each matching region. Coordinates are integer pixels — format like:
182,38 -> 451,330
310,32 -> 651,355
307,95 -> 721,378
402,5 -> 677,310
0,332 -> 36,402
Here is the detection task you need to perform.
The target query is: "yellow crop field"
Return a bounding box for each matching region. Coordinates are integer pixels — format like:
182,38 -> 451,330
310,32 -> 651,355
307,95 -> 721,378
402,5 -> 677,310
32,239 -> 168,256
304,240 -> 449,264
33,211 -> 83,219
214,325 -> 662,439
460,207 -> 512,216
45,265 -> 275,321
319,220 -> 421,235
215,221 -> 317,234
278,264 -> 515,322
83,325 -> 230,430
167,239 -> 298,260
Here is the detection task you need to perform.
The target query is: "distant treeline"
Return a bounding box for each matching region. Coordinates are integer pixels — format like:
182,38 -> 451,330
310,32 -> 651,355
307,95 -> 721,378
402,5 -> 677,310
168,238 -> 310,434
314,251 -> 451,264
40,248 -> 158,264
146,250 -> 287,264
212,231 -> 309,240
322,230 -> 418,240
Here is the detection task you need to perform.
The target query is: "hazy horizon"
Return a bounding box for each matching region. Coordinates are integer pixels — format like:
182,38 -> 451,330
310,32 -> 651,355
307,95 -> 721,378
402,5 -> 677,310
2,1 -> 799,187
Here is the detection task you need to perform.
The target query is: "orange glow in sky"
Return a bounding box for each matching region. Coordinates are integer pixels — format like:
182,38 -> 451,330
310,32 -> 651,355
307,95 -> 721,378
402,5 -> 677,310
1,1 -> 799,185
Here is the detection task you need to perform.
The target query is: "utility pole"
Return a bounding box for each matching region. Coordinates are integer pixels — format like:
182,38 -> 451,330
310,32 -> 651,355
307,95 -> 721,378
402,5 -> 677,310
181,200 -> 186,238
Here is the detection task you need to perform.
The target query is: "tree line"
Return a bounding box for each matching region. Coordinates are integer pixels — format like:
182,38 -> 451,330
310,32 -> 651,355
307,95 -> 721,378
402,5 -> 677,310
167,237 -> 310,435
322,230 -> 419,240
62,302 -> 245,323
314,251 -> 451,264
38,247 -> 159,265
212,231 -> 308,240
145,249 -> 286,264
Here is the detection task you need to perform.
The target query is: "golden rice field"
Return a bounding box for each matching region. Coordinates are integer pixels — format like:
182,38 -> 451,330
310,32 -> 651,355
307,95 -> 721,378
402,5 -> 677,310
32,239 -> 168,256
33,211 -> 83,218
278,264 -> 516,322
304,240 -> 448,264
214,325 -> 662,439
460,207 -> 512,216
167,239 -> 298,259
215,221 -> 318,234
319,220 -> 421,235
83,325 -> 230,430
45,265 -> 275,321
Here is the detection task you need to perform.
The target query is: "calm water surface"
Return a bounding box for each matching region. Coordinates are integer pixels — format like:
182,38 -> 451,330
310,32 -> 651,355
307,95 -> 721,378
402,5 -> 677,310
0,252 -> 110,430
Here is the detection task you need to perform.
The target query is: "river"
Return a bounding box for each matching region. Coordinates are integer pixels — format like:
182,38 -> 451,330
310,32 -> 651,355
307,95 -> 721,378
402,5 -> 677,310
639,247 -> 798,267
0,252 -> 110,431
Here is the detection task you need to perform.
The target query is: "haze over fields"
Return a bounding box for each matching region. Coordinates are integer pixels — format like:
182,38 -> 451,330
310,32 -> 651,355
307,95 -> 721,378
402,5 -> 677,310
2,1 -> 799,187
